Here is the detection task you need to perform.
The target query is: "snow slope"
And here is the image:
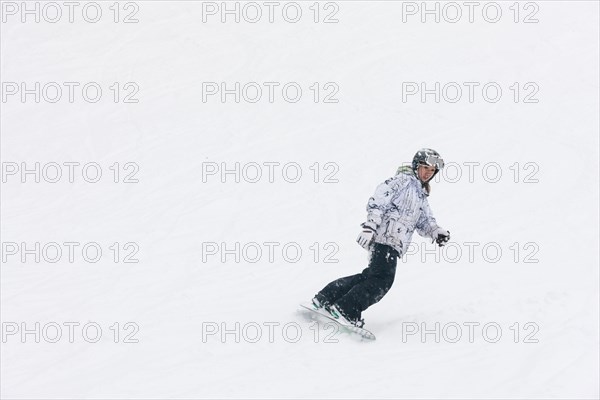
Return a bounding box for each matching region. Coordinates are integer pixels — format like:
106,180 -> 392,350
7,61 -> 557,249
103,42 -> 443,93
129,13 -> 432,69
1,1 -> 598,398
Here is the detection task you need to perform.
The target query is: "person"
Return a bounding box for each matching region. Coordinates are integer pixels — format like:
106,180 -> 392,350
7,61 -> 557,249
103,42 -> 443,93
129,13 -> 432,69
311,148 -> 451,328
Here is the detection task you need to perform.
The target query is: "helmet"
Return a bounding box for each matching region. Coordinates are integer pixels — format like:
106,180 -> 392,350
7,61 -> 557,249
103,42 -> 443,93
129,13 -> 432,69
412,148 -> 444,177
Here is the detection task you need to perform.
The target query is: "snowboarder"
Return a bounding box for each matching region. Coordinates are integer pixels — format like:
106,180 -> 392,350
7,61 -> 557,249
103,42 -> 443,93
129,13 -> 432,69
311,148 -> 451,328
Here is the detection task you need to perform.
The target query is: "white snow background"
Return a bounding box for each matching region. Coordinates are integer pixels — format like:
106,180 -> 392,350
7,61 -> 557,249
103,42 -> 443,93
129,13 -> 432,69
1,1 -> 599,399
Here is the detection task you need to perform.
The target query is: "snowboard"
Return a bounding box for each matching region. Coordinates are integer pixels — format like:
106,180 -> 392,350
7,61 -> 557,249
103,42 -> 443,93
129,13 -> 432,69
299,302 -> 376,340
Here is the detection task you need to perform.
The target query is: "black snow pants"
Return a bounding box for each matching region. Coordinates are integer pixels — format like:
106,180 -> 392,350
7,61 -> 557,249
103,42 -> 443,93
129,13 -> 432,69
315,243 -> 399,321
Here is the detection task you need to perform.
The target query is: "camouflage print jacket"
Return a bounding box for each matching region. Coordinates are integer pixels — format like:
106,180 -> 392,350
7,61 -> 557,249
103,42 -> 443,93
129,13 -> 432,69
363,168 -> 442,256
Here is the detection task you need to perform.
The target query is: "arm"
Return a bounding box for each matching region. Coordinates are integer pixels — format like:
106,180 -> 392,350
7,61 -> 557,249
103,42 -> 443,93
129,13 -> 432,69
416,199 -> 450,245
415,199 -> 438,239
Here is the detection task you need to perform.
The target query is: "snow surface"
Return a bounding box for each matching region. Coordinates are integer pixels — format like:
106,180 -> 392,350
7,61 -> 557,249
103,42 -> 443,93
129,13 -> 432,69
1,1 -> 599,398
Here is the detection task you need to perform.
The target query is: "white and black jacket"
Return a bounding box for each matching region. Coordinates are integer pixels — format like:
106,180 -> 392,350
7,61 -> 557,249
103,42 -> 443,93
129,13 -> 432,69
364,170 -> 442,256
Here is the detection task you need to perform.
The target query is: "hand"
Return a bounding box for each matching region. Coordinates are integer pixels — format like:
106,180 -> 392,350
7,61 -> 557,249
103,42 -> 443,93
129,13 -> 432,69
357,223 -> 376,250
433,228 -> 450,247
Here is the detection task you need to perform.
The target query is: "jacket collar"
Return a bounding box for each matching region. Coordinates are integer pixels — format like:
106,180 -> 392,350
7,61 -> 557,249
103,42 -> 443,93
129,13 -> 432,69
397,166 -> 430,197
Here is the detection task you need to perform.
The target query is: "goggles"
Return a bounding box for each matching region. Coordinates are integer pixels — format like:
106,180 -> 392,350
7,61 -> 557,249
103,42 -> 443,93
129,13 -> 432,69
420,154 -> 445,170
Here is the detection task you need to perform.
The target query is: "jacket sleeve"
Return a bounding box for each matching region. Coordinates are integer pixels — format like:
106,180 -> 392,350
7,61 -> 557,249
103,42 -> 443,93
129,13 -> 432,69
365,176 -> 407,228
415,198 -> 440,239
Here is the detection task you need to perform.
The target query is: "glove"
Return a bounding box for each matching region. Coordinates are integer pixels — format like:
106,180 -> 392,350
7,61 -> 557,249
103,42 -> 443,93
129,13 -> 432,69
432,227 -> 450,247
357,222 -> 377,250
